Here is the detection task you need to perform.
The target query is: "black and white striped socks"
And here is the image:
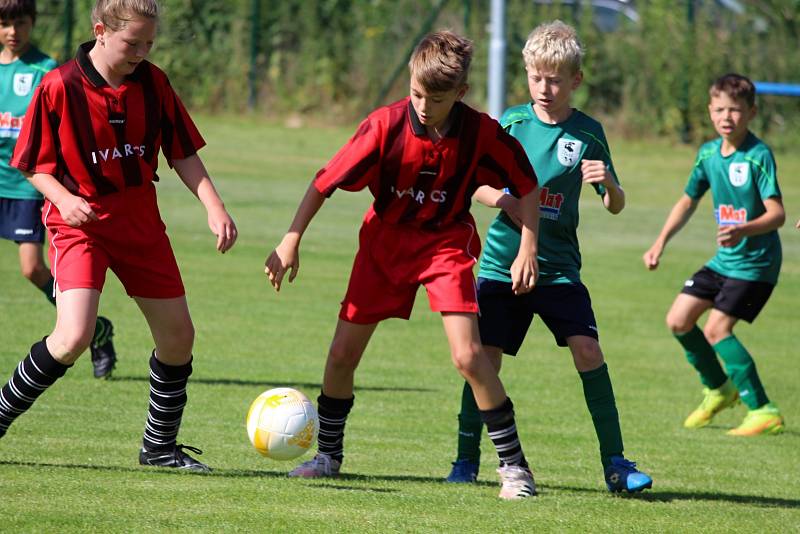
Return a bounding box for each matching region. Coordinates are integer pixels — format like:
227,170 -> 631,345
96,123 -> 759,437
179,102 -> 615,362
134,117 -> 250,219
316,392 -> 354,463
481,397 -> 529,468
142,353 -> 192,451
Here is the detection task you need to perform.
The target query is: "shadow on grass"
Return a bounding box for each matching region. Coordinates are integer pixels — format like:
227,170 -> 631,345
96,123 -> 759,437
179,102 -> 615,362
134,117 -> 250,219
3,460 -> 797,508
108,375 -> 436,393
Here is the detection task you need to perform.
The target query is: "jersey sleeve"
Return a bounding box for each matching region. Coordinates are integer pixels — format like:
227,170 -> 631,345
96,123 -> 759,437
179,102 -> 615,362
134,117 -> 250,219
476,122 -> 537,197
313,117 -> 381,197
749,149 -> 781,200
586,124 -> 618,197
684,149 -> 711,199
10,83 -> 59,176
160,76 -> 206,166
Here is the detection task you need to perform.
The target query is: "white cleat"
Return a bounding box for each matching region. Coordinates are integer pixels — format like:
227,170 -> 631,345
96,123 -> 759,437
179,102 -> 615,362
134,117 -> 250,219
497,465 -> 537,500
287,453 -> 341,478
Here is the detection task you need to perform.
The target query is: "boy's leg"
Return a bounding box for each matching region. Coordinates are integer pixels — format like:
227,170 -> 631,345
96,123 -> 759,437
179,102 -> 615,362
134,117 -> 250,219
667,293 -> 727,388
18,241 -> 53,293
289,319 -> 377,478
0,288 -> 99,438
134,296 -> 208,471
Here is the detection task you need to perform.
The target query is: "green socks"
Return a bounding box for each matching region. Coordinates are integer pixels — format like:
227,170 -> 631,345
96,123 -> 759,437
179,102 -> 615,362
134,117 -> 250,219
579,363 -> 623,469
674,326 -> 727,389
38,276 -> 56,306
455,381 -> 482,463
714,335 -> 769,409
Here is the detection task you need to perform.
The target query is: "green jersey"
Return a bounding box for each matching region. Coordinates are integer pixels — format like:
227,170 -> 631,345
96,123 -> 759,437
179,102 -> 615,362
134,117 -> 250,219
479,104 -> 617,285
0,46 -> 57,200
685,132 -> 782,284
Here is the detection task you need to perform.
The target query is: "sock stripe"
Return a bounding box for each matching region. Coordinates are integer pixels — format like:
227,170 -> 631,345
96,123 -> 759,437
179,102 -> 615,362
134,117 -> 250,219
142,354 -> 191,451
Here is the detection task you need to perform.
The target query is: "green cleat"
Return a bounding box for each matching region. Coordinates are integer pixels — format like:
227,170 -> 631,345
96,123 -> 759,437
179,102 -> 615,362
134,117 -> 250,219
683,379 -> 739,429
727,403 -> 785,436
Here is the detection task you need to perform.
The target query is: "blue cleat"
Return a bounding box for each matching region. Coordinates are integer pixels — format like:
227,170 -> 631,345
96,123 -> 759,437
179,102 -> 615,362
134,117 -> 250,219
604,456 -> 652,493
446,459 -> 479,483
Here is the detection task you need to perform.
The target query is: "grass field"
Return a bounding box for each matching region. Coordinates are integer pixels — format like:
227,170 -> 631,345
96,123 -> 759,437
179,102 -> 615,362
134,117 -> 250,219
0,115 -> 798,533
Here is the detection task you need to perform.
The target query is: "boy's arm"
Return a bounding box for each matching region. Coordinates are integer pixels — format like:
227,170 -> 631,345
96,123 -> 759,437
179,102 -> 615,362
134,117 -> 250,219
643,193 -> 698,270
473,185 -> 523,227
509,187 -> 539,295
717,197 -> 785,248
172,154 -> 238,253
264,183 -> 326,292
581,160 -> 624,214
26,172 -> 98,227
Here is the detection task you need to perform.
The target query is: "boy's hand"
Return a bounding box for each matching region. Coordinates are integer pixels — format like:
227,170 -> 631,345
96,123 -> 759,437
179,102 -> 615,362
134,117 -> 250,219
56,194 -> 98,227
207,204 -> 238,253
580,160 -> 613,187
510,253 -> 538,295
717,225 -> 744,248
264,237 -> 300,292
642,243 -> 663,270
496,193 -> 523,227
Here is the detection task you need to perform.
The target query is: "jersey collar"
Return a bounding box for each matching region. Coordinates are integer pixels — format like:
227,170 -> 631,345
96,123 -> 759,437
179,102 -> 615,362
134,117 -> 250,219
406,98 -> 464,139
76,40 -> 144,88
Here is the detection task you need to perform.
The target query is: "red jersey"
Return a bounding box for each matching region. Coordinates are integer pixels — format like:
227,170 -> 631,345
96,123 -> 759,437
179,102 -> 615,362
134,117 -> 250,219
11,41 -> 204,199
313,97 -> 537,230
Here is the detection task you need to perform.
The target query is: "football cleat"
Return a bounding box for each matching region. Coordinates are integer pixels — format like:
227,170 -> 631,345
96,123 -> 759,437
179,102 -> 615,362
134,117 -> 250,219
90,316 -> 117,379
497,464 -> 536,500
604,456 -> 652,493
683,379 -> 739,429
139,444 -> 211,472
446,458 -> 480,483
727,403 -> 785,436
287,453 -> 341,478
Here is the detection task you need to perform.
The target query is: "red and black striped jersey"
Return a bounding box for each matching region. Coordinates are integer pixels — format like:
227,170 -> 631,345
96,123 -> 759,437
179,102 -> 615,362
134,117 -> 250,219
313,97 -> 537,229
11,41 -> 204,199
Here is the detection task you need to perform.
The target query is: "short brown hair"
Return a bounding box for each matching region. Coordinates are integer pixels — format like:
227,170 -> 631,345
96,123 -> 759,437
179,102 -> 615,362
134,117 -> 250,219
0,0 -> 36,24
408,30 -> 473,93
710,73 -> 756,107
92,0 -> 159,32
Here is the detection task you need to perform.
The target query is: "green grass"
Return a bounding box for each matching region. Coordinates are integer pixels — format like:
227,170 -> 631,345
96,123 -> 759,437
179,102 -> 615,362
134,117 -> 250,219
0,115 -> 798,532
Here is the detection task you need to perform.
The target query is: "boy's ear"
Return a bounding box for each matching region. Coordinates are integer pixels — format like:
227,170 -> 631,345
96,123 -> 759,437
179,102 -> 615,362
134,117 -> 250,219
456,83 -> 469,101
93,22 -> 106,43
571,70 -> 584,90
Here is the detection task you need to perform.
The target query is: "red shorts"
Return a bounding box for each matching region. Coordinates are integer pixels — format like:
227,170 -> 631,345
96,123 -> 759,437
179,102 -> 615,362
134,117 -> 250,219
44,183 -> 184,298
340,207 -> 481,324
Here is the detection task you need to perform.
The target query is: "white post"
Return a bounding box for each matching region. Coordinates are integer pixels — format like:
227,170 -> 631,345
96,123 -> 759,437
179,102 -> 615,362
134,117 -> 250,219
487,0 -> 507,119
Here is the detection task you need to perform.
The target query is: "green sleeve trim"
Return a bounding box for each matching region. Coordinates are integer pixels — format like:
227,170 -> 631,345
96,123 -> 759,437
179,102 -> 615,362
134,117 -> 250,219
578,129 -> 611,160
743,155 -> 776,183
28,64 -> 50,74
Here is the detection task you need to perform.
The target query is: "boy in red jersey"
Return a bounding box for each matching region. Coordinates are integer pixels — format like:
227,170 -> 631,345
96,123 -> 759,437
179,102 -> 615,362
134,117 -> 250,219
0,0 -> 237,472
265,31 -> 540,500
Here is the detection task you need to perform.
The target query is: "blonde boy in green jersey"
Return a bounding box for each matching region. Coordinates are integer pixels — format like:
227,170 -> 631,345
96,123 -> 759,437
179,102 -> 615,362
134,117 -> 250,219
643,73 -> 785,436
445,20 -> 651,493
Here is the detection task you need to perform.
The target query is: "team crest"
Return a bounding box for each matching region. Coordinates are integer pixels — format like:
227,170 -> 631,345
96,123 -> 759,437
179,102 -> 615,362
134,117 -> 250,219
728,162 -> 749,187
13,73 -> 34,96
557,138 -> 583,167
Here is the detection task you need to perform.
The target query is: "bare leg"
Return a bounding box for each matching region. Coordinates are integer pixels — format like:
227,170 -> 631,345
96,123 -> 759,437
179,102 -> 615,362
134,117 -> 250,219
322,319 -> 378,398
18,242 -> 51,288
134,296 -> 195,365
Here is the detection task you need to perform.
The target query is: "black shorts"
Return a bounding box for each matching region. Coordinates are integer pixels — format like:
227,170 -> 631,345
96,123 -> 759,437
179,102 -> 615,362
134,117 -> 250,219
681,266 -> 774,323
0,197 -> 45,244
477,277 -> 598,355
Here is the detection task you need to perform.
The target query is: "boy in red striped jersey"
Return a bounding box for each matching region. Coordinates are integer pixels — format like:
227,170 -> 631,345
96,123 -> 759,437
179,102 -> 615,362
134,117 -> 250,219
0,0 -> 237,472
265,30 -> 541,500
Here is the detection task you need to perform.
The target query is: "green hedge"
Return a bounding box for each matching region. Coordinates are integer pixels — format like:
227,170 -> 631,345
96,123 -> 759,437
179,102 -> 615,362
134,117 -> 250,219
31,0 -> 800,145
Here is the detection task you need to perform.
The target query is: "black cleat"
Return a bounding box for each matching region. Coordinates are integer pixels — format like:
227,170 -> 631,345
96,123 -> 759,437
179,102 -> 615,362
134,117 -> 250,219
139,444 -> 212,473
90,316 -> 117,379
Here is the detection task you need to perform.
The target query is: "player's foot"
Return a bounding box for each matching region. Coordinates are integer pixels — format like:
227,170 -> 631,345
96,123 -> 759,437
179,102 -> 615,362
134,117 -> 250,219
90,316 -> 117,379
727,403 -> 785,436
604,456 -> 652,493
683,379 -> 739,429
446,458 -> 479,483
497,464 -> 536,500
139,444 -> 211,472
287,453 -> 341,478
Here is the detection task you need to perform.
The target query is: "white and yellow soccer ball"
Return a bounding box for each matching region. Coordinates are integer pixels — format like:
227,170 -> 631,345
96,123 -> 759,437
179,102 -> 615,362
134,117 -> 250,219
246,387 -> 319,461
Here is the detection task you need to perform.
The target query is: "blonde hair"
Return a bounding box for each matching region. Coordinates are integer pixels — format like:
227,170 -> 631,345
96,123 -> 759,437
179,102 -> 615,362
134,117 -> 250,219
522,20 -> 583,75
92,0 -> 159,32
408,30 -> 473,93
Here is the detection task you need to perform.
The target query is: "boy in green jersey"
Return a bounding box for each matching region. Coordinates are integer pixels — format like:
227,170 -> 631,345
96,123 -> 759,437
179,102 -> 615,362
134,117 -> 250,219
445,20 -> 652,493
643,73 -> 785,436
0,0 -> 118,378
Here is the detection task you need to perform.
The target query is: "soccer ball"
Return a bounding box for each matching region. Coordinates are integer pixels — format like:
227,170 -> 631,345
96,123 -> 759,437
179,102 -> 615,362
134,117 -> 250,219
246,387 -> 319,461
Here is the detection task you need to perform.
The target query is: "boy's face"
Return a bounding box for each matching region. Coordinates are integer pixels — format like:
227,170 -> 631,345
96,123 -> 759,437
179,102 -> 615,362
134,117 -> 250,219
94,15 -> 157,78
526,64 -> 582,118
409,76 -> 467,133
708,92 -> 755,141
0,15 -> 34,56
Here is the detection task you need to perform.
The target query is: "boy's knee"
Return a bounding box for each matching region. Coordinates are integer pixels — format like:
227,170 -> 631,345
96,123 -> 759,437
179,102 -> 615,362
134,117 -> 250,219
570,338 -> 604,370
20,263 -> 48,284
702,324 -> 729,345
665,311 -> 692,334
327,338 -> 362,370
48,330 -> 94,363
450,343 -> 485,378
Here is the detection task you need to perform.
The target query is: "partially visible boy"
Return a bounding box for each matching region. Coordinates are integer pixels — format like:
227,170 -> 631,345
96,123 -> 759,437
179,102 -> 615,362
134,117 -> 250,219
643,73 -> 785,436
445,20 -> 652,494
266,31 -> 540,500
0,0 -> 117,378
